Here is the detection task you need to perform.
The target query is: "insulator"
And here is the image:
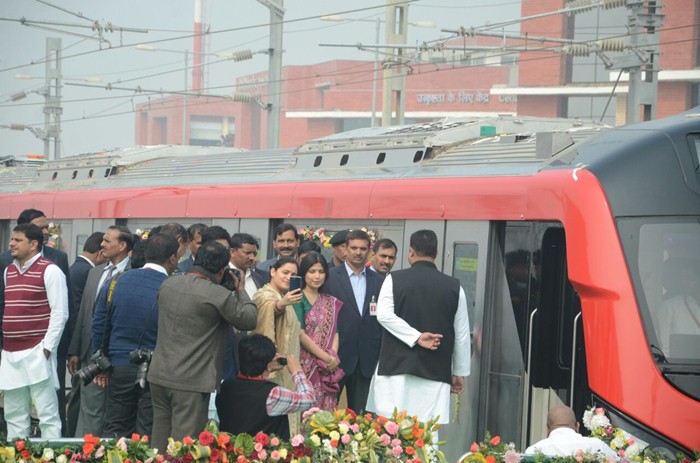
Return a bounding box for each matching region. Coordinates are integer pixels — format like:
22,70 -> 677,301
231,50 -> 253,62
566,0 -> 597,14
230,93 -> 255,103
10,124 -> 26,131
596,38 -> 626,52
603,0 -> 626,8
10,91 -> 27,102
562,44 -> 592,56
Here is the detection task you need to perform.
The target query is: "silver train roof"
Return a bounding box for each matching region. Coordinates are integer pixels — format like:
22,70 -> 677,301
0,115 -> 608,193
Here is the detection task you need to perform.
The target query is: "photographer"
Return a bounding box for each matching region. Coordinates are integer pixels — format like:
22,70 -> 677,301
148,241 -> 258,453
216,334 -> 315,440
90,233 -> 179,438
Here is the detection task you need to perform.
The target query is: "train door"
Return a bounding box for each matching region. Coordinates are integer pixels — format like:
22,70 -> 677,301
479,222 -> 590,450
439,220 -> 490,463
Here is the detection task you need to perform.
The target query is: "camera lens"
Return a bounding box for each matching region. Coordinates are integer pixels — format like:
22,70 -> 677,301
278,357 -> 288,366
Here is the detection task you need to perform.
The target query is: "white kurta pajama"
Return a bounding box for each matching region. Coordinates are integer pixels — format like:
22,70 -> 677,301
0,253 -> 69,438
366,274 -> 471,424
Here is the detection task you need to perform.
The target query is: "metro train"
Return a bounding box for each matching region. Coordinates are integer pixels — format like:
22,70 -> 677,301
1,111 -> 699,460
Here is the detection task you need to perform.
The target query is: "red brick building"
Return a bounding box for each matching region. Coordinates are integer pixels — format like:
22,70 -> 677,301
135,0 -> 699,149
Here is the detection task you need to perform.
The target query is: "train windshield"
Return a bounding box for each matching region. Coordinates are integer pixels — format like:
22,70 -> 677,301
619,217 -> 700,364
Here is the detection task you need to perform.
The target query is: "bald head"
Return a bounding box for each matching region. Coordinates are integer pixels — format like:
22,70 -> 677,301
546,406 -> 578,434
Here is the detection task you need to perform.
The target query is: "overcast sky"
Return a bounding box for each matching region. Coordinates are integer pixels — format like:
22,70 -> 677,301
0,1 -> 522,157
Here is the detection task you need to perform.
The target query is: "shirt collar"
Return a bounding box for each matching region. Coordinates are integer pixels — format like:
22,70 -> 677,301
107,257 -> 130,273
548,427 -> 578,438
143,262 -> 169,276
13,253 -> 42,272
344,260 -> 366,277
229,262 -> 251,276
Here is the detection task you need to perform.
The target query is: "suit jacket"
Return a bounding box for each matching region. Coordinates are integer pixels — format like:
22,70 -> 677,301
148,266 -> 259,393
68,256 -> 93,340
177,255 -> 194,274
0,246 -> 72,350
68,260 -> 131,363
324,263 -> 384,378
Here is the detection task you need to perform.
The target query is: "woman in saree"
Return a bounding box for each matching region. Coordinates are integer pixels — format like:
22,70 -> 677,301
292,252 -> 344,410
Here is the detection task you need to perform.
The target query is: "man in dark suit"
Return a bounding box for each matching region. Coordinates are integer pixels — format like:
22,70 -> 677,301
67,225 -> 133,436
64,231 -> 105,436
177,223 -> 207,274
0,208 -> 73,436
324,229 -> 384,413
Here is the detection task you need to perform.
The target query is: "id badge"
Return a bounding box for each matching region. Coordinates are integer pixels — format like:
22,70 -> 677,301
369,298 -> 377,316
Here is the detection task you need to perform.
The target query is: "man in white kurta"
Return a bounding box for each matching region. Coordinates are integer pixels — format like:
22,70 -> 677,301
366,229 -> 470,425
0,224 -> 68,438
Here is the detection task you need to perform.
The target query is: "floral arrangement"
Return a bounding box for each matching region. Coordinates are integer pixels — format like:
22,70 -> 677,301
298,227 -> 331,248
46,222 -> 62,250
463,433 -> 520,463
298,407 -> 445,463
2,409 -> 697,463
358,227 -> 377,245
135,228 -> 151,240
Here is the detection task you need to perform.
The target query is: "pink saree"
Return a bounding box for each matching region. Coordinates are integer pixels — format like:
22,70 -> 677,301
299,293 -> 344,410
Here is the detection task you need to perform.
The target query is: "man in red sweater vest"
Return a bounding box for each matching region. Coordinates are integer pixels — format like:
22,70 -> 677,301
0,224 -> 68,438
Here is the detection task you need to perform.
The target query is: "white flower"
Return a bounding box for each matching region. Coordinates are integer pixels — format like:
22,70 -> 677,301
56,454 -> 68,463
42,448 -> 55,460
589,413 -> 610,429
624,442 -> 641,459
338,423 -> 349,434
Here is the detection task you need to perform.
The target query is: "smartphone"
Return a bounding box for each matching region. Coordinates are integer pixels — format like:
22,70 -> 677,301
289,276 -> 302,292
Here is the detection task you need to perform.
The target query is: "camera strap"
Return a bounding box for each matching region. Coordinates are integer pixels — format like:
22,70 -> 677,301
99,270 -> 125,356
135,299 -> 158,351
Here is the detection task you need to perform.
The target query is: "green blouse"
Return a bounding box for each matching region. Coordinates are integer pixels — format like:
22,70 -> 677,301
292,292 -> 312,329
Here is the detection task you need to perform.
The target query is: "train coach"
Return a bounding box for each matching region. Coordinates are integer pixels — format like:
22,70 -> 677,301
1,112 -> 698,459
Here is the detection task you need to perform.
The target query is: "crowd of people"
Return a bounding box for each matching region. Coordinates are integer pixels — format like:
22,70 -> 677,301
0,212 -> 473,450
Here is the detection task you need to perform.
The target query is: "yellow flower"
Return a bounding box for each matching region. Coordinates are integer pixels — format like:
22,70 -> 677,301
310,435 -> 321,446
279,449 -> 288,460
329,431 -> 340,441
338,424 -> 349,434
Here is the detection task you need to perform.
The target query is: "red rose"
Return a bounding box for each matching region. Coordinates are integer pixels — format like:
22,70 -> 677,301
470,443 -> 480,453
254,432 -> 270,447
330,440 -> 338,448
183,436 -> 194,446
15,441 -> 25,451
486,456 -> 496,463
21,449 -> 31,460
236,457 -> 247,463
199,431 -> 215,447
183,454 -> 194,463
209,449 -> 221,462
415,439 -> 425,449
132,433 -> 141,443
406,447 -> 415,456
490,436 -> 501,446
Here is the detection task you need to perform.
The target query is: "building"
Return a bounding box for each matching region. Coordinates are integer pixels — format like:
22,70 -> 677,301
134,0 -> 699,149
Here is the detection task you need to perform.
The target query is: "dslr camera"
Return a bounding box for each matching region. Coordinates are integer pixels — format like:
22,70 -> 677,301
220,268 -> 239,292
129,348 -> 154,390
76,349 -> 112,386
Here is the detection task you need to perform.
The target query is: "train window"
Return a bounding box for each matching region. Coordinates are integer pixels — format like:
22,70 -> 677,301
72,170 -> 78,179
451,242 -> 478,323
628,219 -> 700,363
340,154 -> 349,166
88,169 -> 94,178
413,150 -> 424,163
104,168 -> 111,178
376,152 -> 386,164
313,156 -> 322,167
52,172 -> 57,181
689,135 -> 700,171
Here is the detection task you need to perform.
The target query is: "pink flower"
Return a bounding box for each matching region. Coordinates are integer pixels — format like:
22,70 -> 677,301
379,434 -> 391,446
270,451 -> 280,461
116,438 -> 128,452
302,407 -> 321,420
349,424 -> 360,433
392,446 -> 403,457
470,443 -> 480,453
95,446 -> 105,459
271,437 -> 280,447
595,408 -> 605,415
385,421 -> 399,435
291,434 -> 305,447
254,443 -> 263,453
257,450 -> 267,461
504,450 -> 521,463
392,439 -> 402,447
341,434 -> 351,445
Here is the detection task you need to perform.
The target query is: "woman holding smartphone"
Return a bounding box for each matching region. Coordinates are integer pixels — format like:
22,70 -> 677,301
292,252 -> 344,411
252,256 -> 304,433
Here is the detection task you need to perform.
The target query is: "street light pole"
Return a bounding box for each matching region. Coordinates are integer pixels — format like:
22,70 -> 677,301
44,37 -> 62,160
